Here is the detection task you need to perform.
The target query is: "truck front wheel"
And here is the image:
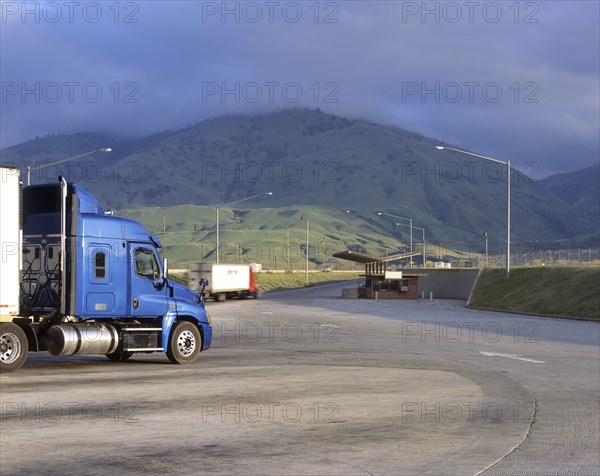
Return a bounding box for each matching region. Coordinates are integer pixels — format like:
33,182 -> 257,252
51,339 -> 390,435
0,323 -> 28,373
167,321 -> 201,364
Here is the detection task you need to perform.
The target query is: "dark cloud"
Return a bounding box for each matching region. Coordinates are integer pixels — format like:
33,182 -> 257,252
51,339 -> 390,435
1,0 -> 598,176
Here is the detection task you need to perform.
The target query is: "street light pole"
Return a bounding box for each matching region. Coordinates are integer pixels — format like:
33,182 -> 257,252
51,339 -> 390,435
305,219 -> 309,283
435,145 -> 511,279
26,147 -> 112,186
215,192 -> 272,263
483,232 -> 489,267
408,225 -> 425,267
409,218 -> 413,262
216,204 -> 220,263
377,212 -> 423,268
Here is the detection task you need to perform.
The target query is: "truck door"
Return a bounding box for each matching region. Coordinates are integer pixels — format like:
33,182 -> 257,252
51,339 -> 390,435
84,244 -> 120,316
129,244 -> 169,317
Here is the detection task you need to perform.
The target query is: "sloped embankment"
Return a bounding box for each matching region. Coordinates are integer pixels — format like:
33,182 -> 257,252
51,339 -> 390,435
469,267 -> 600,320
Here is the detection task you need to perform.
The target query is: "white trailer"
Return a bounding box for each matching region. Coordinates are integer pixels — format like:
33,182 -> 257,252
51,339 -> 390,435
188,263 -> 258,302
0,167 -> 21,318
0,167 -> 28,371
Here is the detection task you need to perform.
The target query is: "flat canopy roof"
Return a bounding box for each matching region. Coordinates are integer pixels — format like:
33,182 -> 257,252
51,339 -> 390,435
333,250 -> 422,264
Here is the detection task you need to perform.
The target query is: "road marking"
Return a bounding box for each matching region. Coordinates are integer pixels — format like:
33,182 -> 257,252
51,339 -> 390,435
262,311 -> 275,315
479,351 -> 545,364
367,301 -> 394,307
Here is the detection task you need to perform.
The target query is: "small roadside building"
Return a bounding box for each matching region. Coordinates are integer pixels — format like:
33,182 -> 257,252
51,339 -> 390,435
333,250 -> 424,300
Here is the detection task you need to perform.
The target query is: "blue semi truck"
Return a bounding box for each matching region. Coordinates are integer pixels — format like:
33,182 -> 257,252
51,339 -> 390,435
0,166 -> 212,372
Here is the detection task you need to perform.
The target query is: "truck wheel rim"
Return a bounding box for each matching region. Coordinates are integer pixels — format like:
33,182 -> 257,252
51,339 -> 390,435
177,330 -> 196,357
0,333 -> 22,364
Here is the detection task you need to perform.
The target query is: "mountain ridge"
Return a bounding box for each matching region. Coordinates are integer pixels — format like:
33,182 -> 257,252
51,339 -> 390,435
539,165 -> 599,221
1,109 -> 596,246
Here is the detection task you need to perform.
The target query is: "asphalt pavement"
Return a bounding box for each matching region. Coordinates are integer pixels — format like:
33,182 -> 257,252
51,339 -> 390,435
1,282 -> 598,475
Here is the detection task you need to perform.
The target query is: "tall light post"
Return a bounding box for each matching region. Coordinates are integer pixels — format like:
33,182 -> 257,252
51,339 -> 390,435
345,210 -> 351,224
379,212 -> 412,264
483,232 -> 489,267
216,192 -> 272,263
435,145 -> 511,279
27,147 -> 112,186
396,222 -> 426,267
305,219 -> 309,283
345,210 -> 365,252
378,212 -> 412,253
377,212 -> 424,267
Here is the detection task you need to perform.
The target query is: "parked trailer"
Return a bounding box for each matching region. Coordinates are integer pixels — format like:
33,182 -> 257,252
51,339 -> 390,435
188,263 -> 258,302
0,167 -> 212,373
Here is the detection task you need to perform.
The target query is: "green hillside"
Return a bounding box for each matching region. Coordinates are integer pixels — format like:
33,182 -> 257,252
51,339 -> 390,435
469,268 -> 600,319
123,204 -> 484,269
1,109 -> 594,247
126,205 -> 415,268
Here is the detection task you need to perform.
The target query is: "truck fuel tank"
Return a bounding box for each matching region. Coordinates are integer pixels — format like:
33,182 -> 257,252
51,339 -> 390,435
46,323 -> 119,356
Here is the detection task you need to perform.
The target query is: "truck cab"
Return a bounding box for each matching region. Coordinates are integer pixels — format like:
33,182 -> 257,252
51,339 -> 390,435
1,171 -> 212,372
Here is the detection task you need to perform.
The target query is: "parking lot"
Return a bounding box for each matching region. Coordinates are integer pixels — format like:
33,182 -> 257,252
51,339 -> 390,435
1,282 -> 599,475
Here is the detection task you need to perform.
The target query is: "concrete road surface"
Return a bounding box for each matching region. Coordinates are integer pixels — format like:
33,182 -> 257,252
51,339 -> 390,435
1,282 -> 598,475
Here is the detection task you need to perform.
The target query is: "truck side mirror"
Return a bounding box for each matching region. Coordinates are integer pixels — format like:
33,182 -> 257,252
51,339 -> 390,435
152,257 -> 169,291
197,278 -> 209,301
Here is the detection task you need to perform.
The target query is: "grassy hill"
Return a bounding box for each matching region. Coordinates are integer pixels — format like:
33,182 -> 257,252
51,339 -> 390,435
469,268 -> 600,319
123,204 -> 474,268
1,109 -> 595,247
255,272 -> 363,293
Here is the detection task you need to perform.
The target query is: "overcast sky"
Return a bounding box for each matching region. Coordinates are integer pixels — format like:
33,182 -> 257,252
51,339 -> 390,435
1,0 -> 598,176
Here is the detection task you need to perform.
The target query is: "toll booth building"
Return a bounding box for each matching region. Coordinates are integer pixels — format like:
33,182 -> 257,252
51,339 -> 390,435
333,250 -> 422,300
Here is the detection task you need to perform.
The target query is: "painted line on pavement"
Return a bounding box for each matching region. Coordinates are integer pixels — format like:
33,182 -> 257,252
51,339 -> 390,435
479,351 -> 545,364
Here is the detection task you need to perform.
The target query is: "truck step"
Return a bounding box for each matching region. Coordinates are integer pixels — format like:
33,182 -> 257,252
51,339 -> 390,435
124,347 -> 164,352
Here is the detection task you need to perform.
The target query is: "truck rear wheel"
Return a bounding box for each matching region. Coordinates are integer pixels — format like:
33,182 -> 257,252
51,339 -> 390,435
167,321 -> 201,364
105,351 -> 134,362
0,323 -> 28,373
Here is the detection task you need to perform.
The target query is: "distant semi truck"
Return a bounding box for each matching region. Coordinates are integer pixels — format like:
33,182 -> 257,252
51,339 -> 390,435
188,263 -> 258,302
0,166 -> 212,373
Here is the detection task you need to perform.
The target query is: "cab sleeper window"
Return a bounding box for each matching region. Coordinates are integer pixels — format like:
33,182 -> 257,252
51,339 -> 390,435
94,252 -> 106,279
135,248 -> 160,279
